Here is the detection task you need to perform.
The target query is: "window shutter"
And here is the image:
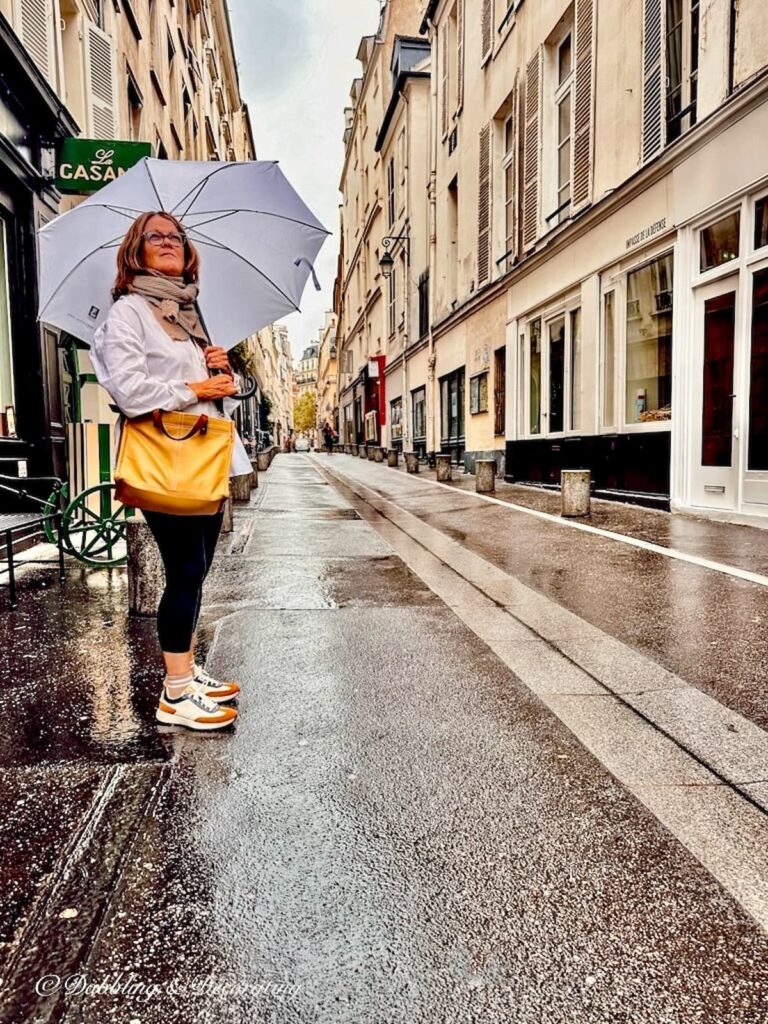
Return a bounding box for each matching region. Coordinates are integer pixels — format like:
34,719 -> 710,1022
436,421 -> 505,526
522,49 -> 541,251
457,0 -> 465,111
641,0 -> 664,162
572,0 -> 595,210
477,122 -> 492,284
442,24 -> 448,137
507,79 -> 519,265
481,0 -> 492,59
85,22 -> 118,139
14,0 -> 55,84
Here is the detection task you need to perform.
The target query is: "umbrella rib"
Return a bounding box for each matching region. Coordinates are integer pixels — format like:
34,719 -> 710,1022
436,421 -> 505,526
144,160 -> 166,211
184,208 -> 332,234
171,163 -> 251,219
188,228 -> 300,312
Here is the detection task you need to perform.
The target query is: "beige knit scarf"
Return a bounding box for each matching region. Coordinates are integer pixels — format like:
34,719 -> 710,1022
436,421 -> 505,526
128,272 -> 209,348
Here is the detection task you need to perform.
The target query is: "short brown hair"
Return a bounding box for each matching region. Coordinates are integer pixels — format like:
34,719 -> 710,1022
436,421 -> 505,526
112,211 -> 200,300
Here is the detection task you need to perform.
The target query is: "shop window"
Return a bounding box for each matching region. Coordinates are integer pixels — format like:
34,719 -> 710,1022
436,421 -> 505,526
548,317 -> 565,433
602,291 -> 616,429
390,397 -> 403,441
625,253 -> 673,424
529,318 -> 542,434
494,346 -> 506,436
748,268 -> 768,471
0,220 -> 14,427
700,212 -> 739,272
440,369 -> 465,446
412,386 -> 426,441
570,308 -> 582,431
754,197 -> 768,250
469,372 -> 488,414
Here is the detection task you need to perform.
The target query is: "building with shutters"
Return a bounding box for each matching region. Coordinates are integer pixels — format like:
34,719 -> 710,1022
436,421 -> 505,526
315,311 -> 339,443
0,0 -> 255,488
419,0 -> 768,521
257,322 -> 293,447
335,0 -> 426,451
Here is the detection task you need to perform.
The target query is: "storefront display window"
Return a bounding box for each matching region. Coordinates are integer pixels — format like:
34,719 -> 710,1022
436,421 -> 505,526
469,372 -> 488,414
529,318 -> 541,435
570,308 -> 582,431
755,197 -> 768,251
0,219 -> 14,422
548,317 -> 565,432
412,386 -> 426,440
390,397 -> 403,440
602,292 -> 616,429
625,253 -> 673,424
748,268 -> 768,471
700,211 -> 739,272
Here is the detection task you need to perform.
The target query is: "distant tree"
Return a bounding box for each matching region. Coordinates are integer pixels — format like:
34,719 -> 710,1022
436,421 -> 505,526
294,392 -> 317,433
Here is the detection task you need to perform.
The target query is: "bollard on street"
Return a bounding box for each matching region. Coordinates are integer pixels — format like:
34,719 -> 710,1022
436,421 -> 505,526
475,459 -> 496,494
436,454 -> 452,482
405,452 -> 419,474
387,449 -> 399,468
561,469 -> 591,517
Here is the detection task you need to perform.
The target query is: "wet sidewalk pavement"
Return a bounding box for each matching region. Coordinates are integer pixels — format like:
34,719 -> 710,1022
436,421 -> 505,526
3,453 -> 768,1023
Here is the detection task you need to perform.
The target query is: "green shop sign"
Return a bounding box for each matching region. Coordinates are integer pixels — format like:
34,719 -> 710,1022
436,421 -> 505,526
55,139 -> 152,194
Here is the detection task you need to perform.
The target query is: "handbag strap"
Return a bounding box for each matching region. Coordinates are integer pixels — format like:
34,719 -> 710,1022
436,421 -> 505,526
152,410 -> 209,440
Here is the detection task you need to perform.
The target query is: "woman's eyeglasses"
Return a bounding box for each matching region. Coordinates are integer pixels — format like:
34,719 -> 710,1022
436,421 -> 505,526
142,230 -> 187,248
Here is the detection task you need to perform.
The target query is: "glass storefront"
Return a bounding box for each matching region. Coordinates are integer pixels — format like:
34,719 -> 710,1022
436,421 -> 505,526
748,267 -> 768,471
0,218 -> 14,427
625,253 -> 673,424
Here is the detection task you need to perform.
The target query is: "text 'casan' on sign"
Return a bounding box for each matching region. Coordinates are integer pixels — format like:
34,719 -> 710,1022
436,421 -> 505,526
55,138 -> 152,195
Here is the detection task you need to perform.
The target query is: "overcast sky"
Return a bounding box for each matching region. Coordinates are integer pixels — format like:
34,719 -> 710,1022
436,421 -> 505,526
228,0 -> 383,361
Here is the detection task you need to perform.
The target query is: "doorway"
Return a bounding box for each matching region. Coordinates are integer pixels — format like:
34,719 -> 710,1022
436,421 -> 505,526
690,276 -> 739,509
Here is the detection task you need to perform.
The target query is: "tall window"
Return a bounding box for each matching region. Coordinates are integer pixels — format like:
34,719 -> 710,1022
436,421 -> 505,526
625,253 -> 673,423
548,317 -> 565,433
603,291 -> 616,429
388,266 -> 397,337
0,220 -> 14,419
418,271 -> 430,339
387,158 -> 396,227
570,308 -> 582,431
529,318 -> 542,434
447,177 -> 459,301
502,110 -> 516,265
412,386 -> 426,440
666,0 -> 699,143
549,29 -> 573,227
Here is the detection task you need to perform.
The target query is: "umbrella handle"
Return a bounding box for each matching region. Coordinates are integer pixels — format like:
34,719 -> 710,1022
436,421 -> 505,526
232,374 -> 258,400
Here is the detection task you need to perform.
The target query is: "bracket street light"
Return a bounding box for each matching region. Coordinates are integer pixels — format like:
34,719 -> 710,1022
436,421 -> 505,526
379,234 -> 409,279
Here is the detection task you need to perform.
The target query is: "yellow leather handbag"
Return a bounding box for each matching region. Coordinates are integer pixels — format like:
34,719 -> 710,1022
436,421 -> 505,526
115,410 -> 234,515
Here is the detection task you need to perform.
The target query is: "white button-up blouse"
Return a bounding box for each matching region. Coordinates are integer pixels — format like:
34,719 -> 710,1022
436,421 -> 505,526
90,293 -> 252,477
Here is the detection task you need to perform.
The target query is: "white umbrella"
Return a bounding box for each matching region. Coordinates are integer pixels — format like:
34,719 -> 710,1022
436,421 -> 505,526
37,158 -> 330,350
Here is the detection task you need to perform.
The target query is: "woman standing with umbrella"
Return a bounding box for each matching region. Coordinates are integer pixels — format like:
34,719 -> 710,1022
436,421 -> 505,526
90,211 -> 247,731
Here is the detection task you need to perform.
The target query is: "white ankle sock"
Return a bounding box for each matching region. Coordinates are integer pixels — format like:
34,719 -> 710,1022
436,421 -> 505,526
164,673 -> 194,696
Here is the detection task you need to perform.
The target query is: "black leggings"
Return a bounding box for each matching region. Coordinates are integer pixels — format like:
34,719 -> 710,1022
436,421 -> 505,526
143,510 -> 224,653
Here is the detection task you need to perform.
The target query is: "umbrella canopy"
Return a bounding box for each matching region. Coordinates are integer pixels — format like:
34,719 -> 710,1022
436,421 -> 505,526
37,158 -> 330,349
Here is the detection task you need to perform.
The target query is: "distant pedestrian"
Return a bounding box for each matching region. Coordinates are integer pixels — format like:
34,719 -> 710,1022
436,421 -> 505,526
90,211 -> 242,732
322,421 -> 337,454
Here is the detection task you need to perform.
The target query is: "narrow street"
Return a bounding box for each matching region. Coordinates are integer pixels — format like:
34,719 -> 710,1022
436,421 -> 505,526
3,453 -> 768,1023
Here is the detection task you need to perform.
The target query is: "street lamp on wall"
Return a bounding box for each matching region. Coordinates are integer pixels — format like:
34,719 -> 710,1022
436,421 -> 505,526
379,234 -> 409,279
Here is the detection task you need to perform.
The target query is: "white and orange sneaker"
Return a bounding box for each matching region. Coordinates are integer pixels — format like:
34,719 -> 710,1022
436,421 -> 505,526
156,685 -> 238,731
192,662 -> 241,704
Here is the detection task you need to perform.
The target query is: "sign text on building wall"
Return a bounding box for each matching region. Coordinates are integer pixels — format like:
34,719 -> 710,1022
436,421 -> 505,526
55,139 -> 152,194
626,218 -> 668,250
